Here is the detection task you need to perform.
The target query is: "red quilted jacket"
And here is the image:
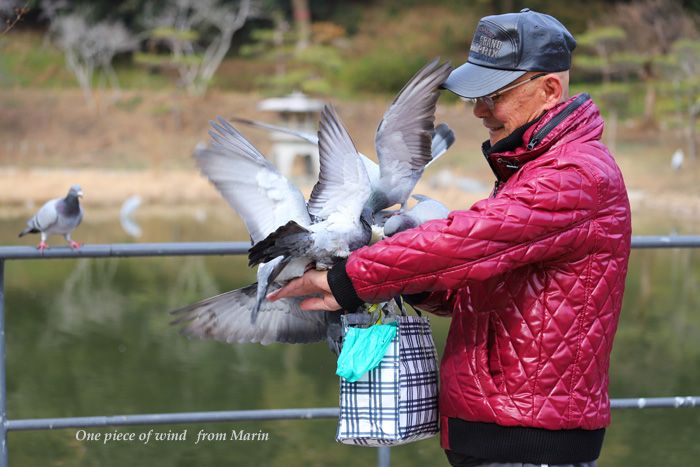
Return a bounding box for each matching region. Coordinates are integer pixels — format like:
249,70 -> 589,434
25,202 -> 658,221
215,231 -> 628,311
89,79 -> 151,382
329,94 -> 631,463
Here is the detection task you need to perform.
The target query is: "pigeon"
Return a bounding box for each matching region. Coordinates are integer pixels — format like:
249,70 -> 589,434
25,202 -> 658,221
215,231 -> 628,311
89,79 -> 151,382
248,59 -> 453,267
172,282 -> 337,345
382,194 -> 450,237
18,185 -> 84,251
120,195 -> 142,238
247,105 -> 373,269
364,58 -> 453,213
671,148 -> 684,171
172,106 -> 371,346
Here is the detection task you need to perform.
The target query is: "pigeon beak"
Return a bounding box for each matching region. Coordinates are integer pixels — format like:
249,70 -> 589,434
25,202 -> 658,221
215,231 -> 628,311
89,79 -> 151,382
77,191 -> 84,198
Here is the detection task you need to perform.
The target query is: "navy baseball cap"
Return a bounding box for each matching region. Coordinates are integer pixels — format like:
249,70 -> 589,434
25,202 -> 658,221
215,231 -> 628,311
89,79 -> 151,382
442,9 -> 576,98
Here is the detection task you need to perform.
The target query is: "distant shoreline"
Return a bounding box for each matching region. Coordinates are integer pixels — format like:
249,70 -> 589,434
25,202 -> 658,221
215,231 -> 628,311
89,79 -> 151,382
1,167 -> 698,221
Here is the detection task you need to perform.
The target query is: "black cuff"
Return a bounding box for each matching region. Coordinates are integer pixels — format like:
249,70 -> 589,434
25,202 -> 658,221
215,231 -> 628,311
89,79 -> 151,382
403,292 -> 430,306
328,259 -> 364,312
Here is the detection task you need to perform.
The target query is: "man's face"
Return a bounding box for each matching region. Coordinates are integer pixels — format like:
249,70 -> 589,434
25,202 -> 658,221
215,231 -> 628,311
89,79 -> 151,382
472,72 -> 549,146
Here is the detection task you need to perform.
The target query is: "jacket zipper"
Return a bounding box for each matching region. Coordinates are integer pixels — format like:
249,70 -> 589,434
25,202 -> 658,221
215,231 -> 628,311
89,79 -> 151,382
491,180 -> 501,197
526,93 -> 590,151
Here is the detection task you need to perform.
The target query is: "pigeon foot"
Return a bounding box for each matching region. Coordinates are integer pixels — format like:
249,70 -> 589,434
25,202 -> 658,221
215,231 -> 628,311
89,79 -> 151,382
37,242 -> 48,251
68,240 -> 81,249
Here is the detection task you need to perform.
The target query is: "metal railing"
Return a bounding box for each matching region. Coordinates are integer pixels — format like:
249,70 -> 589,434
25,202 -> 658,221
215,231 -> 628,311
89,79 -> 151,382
0,236 -> 699,467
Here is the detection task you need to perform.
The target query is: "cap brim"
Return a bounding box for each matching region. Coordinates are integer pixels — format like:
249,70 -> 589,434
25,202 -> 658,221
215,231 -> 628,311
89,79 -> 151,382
441,62 -> 526,98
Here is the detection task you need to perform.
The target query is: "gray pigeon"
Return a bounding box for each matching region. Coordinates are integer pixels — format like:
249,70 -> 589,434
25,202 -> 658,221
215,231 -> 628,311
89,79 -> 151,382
172,106 -> 371,346
382,194 -> 450,237
365,58 -> 453,213
19,185 -> 84,250
248,105 -> 373,268
247,59 -> 453,266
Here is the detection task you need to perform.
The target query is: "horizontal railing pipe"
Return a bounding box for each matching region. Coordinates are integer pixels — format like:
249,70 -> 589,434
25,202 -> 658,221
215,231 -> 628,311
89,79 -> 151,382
5,395 -> 700,432
0,242 -> 250,260
0,236 -> 700,260
6,408 -> 340,432
631,235 -> 700,249
610,396 -> 699,409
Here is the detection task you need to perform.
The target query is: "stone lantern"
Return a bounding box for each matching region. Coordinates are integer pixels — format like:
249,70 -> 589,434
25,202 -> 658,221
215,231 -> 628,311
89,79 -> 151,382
258,91 -> 324,179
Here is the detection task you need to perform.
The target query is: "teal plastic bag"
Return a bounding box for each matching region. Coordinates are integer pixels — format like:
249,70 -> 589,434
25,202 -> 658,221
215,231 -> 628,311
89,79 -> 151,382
336,322 -> 398,382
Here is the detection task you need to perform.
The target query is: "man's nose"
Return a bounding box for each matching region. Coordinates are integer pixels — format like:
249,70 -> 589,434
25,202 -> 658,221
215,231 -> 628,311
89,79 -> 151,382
472,99 -> 491,118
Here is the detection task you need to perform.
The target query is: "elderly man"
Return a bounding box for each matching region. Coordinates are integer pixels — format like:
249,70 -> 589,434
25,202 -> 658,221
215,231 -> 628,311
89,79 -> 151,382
270,9 -> 631,467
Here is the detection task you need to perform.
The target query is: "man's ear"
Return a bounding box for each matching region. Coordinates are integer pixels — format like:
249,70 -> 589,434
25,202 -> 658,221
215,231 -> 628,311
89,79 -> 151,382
541,74 -> 563,109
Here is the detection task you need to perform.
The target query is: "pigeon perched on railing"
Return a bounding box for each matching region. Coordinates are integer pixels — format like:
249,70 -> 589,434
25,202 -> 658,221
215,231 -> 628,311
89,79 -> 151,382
18,185 -> 84,251
173,59 -> 452,346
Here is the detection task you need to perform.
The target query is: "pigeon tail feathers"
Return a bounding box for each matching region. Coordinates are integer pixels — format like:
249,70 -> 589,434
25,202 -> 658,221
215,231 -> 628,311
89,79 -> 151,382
18,226 -> 38,237
248,220 -> 313,266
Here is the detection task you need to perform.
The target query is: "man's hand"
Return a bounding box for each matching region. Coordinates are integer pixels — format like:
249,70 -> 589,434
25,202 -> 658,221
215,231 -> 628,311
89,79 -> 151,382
267,269 -> 341,311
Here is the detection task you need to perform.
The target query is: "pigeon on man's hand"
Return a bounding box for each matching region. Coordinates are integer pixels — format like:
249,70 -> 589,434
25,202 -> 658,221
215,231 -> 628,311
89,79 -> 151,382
247,59 -> 453,267
172,106 -> 370,346
382,194 -> 450,237
18,185 -> 84,251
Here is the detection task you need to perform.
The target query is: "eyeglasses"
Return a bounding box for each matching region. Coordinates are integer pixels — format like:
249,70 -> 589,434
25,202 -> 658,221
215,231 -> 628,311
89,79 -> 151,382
464,73 -> 548,110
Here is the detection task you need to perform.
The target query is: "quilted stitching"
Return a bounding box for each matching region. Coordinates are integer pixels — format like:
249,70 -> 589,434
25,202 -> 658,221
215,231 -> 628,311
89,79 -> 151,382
345,96 -> 632,433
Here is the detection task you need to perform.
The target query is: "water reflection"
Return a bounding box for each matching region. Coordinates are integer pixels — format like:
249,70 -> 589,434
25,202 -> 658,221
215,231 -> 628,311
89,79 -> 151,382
0,209 -> 699,466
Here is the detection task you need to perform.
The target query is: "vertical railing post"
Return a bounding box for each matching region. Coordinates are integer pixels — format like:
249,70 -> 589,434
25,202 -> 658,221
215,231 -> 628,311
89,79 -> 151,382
0,260 -> 7,467
378,446 -> 390,467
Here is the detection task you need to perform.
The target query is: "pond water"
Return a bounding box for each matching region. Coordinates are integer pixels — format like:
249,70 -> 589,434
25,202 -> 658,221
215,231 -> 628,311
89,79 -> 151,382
1,206 -> 699,466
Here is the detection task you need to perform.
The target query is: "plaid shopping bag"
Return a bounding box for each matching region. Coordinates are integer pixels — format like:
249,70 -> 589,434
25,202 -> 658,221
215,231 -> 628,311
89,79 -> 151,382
336,314 -> 439,446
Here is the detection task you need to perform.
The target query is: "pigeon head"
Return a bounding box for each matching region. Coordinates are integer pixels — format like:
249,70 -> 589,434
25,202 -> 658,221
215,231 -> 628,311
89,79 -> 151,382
383,214 -> 416,237
67,185 -> 84,199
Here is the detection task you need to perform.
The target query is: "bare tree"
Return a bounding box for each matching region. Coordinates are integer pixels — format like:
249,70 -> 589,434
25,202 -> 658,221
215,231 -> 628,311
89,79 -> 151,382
48,12 -> 136,105
0,0 -> 29,34
143,0 -> 258,95
40,1 -> 137,106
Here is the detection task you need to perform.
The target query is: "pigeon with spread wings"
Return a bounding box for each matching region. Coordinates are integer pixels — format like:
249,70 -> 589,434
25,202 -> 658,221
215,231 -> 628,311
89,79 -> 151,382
248,59 -> 453,267
366,58 -> 453,213
172,106 -> 371,345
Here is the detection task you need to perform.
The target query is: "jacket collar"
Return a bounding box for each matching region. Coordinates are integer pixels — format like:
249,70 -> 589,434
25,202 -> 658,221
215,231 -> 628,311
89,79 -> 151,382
482,93 -> 597,182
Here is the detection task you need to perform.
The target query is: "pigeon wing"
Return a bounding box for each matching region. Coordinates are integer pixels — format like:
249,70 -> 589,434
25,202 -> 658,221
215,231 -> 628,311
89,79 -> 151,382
171,283 -> 329,345
375,59 -> 453,182
33,199 -> 61,233
231,115 -> 382,195
195,117 -> 311,244
229,117 -> 319,145
307,105 -> 372,222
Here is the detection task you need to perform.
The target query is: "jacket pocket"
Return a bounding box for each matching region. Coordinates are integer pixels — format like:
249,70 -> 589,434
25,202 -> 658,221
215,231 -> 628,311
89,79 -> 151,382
487,313 -> 506,392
